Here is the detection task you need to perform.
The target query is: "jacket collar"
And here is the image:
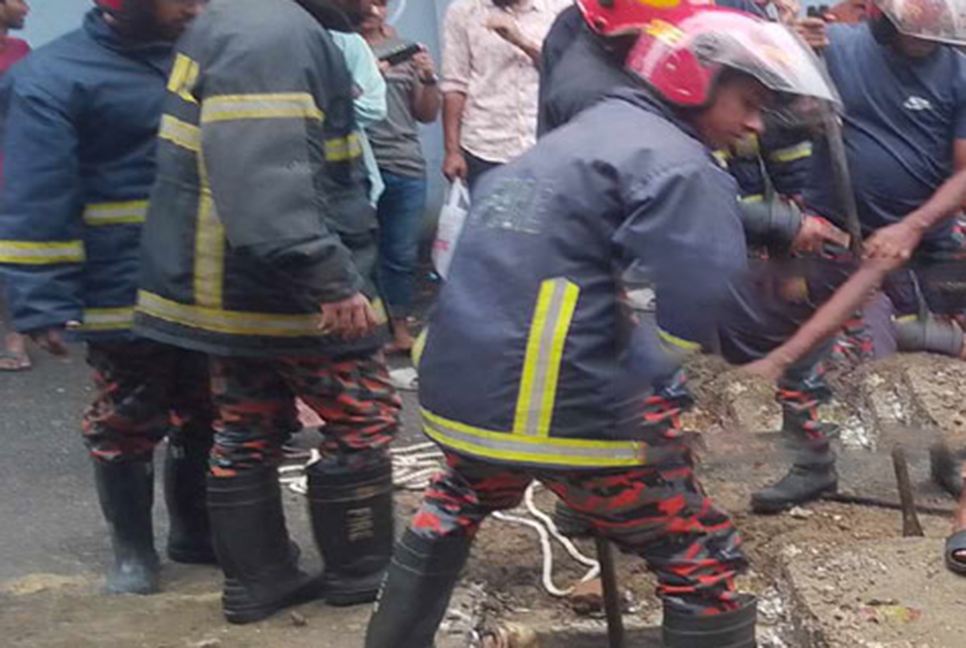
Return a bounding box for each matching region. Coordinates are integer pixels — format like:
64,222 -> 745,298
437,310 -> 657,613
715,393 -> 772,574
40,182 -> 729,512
84,8 -> 173,67
607,86 -> 707,146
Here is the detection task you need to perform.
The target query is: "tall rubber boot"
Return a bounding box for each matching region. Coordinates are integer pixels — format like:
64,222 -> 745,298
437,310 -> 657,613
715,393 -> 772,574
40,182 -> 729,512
92,459 -> 161,595
751,433 -> 837,514
164,431 -> 217,564
207,468 -> 322,624
307,451 -> 395,606
662,596 -> 758,648
930,442 -> 965,499
752,388 -> 837,514
365,529 -> 473,648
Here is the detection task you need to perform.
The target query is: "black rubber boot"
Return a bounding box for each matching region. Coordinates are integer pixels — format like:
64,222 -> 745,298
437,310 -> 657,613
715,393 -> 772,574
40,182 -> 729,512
92,459 -> 161,595
752,411 -> 837,514
552,500 -> 594,539
365,529 -> 473,648
164,431 -> 216,564
207,468 -> 322,624
307,451 -> 395,606
662,595 -> 757,648
930,442 -> 965,499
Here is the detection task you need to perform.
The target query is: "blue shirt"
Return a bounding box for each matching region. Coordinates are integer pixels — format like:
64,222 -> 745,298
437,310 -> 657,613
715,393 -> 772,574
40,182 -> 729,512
805,23 -> 966,249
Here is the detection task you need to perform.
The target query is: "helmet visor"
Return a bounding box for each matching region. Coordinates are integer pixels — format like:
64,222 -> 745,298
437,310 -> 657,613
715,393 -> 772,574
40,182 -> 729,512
875,0 -> 966,45
686,11 -> 840,104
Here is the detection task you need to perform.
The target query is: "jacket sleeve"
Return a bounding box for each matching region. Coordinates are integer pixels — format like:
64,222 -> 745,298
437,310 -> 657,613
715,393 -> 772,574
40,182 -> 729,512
0,74 -> 85,332
614,162 -> 748,353
760,127 -> 813,197
196,31 -> 365,304
331,33 -> 386,128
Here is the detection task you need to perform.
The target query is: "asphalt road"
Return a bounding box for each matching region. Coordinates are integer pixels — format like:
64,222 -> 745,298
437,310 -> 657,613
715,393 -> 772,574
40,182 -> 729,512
0,337 -> 425,583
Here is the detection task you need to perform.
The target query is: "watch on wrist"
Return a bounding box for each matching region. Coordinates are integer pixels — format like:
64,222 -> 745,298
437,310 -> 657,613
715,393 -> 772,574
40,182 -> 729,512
419,73 -> 439,86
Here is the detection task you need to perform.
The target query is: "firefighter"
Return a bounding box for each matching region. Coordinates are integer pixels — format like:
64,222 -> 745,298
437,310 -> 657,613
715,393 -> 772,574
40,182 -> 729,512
796,0 -> 966,572
364,9 -> 838,648
133,0 -> 401,624
0,0 -> 208,595
540,0 -> 853,519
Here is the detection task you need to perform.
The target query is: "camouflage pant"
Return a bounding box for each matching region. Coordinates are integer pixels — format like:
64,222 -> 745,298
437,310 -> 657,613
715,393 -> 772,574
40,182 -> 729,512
208,352 -> 400,476
82,340 -> 213,463
409,447 -> 748,615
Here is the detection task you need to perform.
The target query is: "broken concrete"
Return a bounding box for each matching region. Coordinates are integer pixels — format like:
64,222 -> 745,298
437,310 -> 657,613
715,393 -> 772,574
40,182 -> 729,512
784,537 -> 966,648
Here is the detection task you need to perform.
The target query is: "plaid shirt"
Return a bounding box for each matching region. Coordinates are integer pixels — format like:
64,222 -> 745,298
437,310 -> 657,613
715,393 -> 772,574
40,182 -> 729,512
441,0 -> 568,164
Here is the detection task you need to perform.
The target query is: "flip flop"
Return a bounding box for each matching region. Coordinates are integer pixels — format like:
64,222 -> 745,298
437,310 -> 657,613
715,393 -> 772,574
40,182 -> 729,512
0,348 -> 30,371
944,529 -> 966,575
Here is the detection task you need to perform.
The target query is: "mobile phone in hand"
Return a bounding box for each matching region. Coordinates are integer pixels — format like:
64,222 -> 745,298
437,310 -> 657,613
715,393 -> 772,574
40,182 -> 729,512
379,43 -> 422,67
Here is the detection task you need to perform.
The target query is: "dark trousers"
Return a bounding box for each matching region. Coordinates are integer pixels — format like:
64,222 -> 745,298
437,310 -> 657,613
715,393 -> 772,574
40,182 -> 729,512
375,170 -> 428,318
83,340 -> 213,462
464,149 -> 501,196
208,352 -> 401,476
410,448 -> 747,614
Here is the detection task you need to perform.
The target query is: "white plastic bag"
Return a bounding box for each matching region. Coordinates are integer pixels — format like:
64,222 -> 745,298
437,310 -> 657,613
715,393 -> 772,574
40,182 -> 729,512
432,179 -> 470,280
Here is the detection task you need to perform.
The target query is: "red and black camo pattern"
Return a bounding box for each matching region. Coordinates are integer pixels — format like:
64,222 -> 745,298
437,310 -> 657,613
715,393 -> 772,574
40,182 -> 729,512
777,359 -> 834,446
208,353 -> 400,476
82,341 -> 213,462
408,449 -> 748,615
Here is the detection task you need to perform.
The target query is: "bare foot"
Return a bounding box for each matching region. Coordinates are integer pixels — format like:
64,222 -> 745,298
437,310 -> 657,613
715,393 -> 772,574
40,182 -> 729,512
0,332 -> 30,371
385,318 -> 415,355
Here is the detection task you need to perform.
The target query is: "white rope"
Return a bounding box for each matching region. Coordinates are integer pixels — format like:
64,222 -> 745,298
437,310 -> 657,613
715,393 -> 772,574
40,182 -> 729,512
493,483 -> 599,598
281,442 -> 600,598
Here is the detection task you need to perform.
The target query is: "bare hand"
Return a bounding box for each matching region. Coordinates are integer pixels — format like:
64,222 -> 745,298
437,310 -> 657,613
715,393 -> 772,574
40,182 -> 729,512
412,48 -> 436,80
863,220 -> 923,268
774,0 -> 801,25
795,17 -> 830,49
443,150 -> 468,181
486,13 -> 526,49
742,357 -> 788,382
29,327 -> 70,356
319,293 -> 380,340
791,215 -> 851,253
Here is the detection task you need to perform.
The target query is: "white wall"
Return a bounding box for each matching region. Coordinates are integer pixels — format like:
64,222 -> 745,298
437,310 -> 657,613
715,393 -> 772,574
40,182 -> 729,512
22,0 -> 89,48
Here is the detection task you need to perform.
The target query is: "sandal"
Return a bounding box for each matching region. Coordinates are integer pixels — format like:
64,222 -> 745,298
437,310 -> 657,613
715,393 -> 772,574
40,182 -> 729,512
0,349 -> 30,371
944,529 -> 966,575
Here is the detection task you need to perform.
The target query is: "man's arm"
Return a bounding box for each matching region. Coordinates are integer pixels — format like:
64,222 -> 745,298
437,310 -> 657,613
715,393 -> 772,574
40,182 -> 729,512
0,75 -> 84,344
440,3 -> 471,181
332,32 -> 387,128
616,164 -> 748,352
442,92 -> 468,180
487,13 -> 541,66
864,140 -> 966,261
410,49 -> 441,124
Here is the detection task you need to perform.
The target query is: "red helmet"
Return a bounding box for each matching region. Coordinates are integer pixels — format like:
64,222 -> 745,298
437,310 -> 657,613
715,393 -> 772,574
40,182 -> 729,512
626,8 -> 838,107
869,0 -> 966,45
94,0 -> 126,12
576,0 -> 713,36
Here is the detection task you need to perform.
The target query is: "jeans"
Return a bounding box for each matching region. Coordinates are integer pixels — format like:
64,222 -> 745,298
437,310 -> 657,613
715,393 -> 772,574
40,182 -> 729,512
375,170 -> 427,317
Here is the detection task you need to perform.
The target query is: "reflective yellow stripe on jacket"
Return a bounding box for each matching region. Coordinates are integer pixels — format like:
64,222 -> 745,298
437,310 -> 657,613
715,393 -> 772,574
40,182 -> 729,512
421,277 -> 649,468
423,408 -> 649,468
83,201 -> 148,226
80,307 -> 135,331
0,240 -> 85,264
138,290 -> 387,338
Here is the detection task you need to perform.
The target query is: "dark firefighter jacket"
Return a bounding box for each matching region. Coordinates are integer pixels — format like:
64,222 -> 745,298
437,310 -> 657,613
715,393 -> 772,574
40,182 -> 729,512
418,89 -> 748,470
134,0 -> 387,358
0,10 -> 173,338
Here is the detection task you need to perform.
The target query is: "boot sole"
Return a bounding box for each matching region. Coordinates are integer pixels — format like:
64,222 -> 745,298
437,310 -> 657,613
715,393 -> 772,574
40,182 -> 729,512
167,546 -> 218,565
324,572 -> 384,607
751,483 -> 838,515
223,577 -> 325,625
